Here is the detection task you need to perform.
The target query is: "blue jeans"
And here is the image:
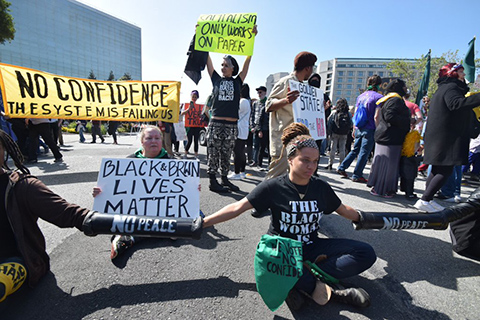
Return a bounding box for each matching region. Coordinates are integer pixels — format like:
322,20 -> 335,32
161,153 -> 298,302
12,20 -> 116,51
295,238 -> 376,294
440,165 -> 462,197
78,127 -> 85,143
338,128 -> 375,179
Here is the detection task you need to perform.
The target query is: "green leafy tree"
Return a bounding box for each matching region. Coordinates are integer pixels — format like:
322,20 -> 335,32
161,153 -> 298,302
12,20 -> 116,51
88,70 -> 96,80
388,50 -> 480,101
119,73 -> 132,81
0,0 -> 15,44
107,70 -> 115,81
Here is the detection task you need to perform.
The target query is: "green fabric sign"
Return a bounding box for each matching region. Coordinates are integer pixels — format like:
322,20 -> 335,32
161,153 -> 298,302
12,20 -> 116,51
254,235 -> 303,311
195,13 -> 257,56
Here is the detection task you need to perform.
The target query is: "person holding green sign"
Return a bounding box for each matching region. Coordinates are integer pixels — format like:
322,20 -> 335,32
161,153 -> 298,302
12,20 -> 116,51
204,26 -> 257,193
203,122 -> 376,310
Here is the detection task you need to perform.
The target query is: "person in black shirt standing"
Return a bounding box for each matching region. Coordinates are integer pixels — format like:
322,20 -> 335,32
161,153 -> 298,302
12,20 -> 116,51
204,26 -> 257,193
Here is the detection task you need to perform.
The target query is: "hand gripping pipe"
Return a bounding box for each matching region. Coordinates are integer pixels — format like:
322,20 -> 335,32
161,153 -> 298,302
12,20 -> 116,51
82,212 -> 203,240
354,188 -> 480,231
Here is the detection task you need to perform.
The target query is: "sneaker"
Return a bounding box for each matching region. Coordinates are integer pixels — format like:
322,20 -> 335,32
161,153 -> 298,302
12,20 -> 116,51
227,173 -> 243,180
285,288 -> 305,311
54,157 -> 63,163
383,192 -> 394,199
429,200 -> 444,211
414,199 -> 441,213
352,177 -> 368,183
444,196 -> 457,203
455,195 -> 462,203
240,172 -> 247,179
370,188 -> 380,197
110,235 -> 134,260
331,287 -> 371,308
337,169 -> 348,178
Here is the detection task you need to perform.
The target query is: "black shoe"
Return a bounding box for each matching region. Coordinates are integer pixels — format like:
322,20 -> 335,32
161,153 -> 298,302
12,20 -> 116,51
251,209 -> 261,218
337,169 -> 348,178
221,176 -> 240,192
405,193 -> 418,200
209,177 -> 229,193
54,157 -> 63,163
285,288 -> 305,311
27,159 -> 38,164
324,164 -> 332,170
90,141 -> 96,143
331,288 -> 370,308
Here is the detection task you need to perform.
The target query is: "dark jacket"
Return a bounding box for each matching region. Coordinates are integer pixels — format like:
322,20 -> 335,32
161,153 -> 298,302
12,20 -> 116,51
424,77 -> 480,166
374,96 -> 410,145
6,172 -> 91,286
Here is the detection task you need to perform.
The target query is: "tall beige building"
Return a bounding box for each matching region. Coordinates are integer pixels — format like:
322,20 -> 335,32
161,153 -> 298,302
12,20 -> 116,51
317,58 -> 414,105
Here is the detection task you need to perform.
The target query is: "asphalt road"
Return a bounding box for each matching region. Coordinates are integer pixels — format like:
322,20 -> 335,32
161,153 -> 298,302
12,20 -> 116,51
2,132 -> 479,320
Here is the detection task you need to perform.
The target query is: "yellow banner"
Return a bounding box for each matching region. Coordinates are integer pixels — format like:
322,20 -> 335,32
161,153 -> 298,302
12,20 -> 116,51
0,63 -> 181,122
195,13 -> 257,56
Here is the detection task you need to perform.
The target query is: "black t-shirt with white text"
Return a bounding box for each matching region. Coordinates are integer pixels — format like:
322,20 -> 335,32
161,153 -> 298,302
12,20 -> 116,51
247,175 -> 342,244
210,71 -> 243,119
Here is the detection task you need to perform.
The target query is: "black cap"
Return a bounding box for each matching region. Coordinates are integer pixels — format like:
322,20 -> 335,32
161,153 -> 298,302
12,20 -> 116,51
256,86 -> 267,92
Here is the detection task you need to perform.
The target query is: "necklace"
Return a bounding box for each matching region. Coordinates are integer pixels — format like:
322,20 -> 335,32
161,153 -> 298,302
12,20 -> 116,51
291,180 -> 310,200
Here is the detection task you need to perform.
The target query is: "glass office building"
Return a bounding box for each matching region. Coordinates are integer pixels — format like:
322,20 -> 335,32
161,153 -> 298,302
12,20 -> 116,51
0,0 -> 141,80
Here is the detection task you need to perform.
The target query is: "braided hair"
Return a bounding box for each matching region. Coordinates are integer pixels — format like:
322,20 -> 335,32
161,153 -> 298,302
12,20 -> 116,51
281,123 -> 318,159
0,129 -> 30,174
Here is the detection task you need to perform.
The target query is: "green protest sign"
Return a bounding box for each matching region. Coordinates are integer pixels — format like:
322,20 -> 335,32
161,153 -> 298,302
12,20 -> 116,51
195,13 -> 257,56
254,235 -> 303,311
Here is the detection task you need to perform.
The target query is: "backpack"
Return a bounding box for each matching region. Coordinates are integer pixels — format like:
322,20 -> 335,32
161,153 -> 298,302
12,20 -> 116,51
332,112 -> 352,135
352,102 -> 368,129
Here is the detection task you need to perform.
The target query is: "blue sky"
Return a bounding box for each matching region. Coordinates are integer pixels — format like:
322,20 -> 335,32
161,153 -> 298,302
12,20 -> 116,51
78,0 -> 480,103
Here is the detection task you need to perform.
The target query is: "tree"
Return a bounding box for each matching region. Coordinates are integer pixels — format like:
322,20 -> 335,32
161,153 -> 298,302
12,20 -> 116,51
387,50 -> 480,100
88,70 -> 96,80
107,71 -> 115,81
0,0 -> 15,44
118,73 -> 132,81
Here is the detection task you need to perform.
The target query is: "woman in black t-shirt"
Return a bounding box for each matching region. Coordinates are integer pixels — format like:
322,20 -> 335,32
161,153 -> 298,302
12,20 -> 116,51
204,123 -> 376,310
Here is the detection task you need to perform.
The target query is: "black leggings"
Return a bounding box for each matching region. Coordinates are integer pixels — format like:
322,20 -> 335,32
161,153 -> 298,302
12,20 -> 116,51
186,127 -> 201,153
422,165 -> 454,201
233,139 -> 247,174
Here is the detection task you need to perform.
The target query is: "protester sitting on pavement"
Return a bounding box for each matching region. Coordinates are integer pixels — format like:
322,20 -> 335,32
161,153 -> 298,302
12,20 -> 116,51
415,63 -> 480,213
204,25 -> 257,193
337,75 -> 383,183
203,122 -> 376,310
93,125 -> 170,259
229,84 -> 251,180
0,130 -> 93,303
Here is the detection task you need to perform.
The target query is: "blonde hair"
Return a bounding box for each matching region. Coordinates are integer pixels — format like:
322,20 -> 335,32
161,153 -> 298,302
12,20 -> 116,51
140,125 -> 163,142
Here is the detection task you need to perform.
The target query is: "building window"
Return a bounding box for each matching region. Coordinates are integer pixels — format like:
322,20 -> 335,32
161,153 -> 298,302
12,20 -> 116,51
338,78 -> 343,83
357,71 -> 364,76
336,90 -> 342,96
346,90 -> 352,96
346,84 -> 353,89
357,84 -> 363,89
338,71 -> 344,76
379,71 -> 384,77
357,78 -> 363,83
347,78 -> 353,83
337,84 -> 343,89
368,71 -> 374,76
326,85 -> 331,91
327,73 -> 332,79
326,79 -> 331,85
348,71 -> 354,76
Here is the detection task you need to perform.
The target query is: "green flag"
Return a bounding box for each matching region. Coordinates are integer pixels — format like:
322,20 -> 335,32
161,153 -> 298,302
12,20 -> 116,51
415,49 -> 431,106
464,37 -> 476,83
